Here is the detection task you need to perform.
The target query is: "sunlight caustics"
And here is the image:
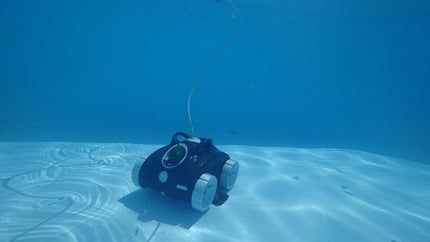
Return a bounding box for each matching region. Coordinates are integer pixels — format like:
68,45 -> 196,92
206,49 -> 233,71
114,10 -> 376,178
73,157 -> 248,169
1,142 -> 429,241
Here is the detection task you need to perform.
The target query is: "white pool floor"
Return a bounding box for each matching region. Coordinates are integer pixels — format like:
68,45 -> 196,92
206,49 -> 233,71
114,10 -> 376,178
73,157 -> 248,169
0,142 -> 429,242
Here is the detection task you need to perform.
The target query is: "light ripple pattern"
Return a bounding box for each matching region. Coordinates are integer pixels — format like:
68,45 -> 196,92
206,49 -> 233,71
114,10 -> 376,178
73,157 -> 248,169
0,142 -> 429,242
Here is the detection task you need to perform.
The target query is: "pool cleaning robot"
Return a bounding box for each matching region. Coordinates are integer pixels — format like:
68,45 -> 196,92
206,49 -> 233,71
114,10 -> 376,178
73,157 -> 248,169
132,132 -> 239,212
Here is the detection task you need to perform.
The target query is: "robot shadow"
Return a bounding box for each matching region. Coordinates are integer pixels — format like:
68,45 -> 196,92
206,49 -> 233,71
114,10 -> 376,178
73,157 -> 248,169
118,189 -> 204,229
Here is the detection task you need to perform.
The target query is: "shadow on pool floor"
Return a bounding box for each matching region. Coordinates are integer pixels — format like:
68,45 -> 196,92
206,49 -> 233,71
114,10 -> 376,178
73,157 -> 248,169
119,189 -> 204,229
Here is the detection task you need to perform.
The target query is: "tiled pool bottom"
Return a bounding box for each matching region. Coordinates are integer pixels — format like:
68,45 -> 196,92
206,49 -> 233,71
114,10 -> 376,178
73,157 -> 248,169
1,142 -> 429,242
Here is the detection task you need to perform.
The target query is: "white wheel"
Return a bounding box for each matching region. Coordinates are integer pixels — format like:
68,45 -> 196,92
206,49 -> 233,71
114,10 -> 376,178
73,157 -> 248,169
132,158 -> 146,187
220,159 -> 239,191
191,173 -> 218,212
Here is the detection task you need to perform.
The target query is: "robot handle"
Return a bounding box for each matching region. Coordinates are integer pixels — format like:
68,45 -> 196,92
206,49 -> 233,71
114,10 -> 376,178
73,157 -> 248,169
170,132 -> 192,144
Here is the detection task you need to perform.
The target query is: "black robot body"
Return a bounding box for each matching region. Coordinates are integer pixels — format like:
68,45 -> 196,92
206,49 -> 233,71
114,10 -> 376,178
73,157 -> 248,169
132,132 -> 239,212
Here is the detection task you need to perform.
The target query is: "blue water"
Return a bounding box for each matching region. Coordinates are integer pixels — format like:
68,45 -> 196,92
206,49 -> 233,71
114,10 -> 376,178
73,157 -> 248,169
0,0 -> 429,163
